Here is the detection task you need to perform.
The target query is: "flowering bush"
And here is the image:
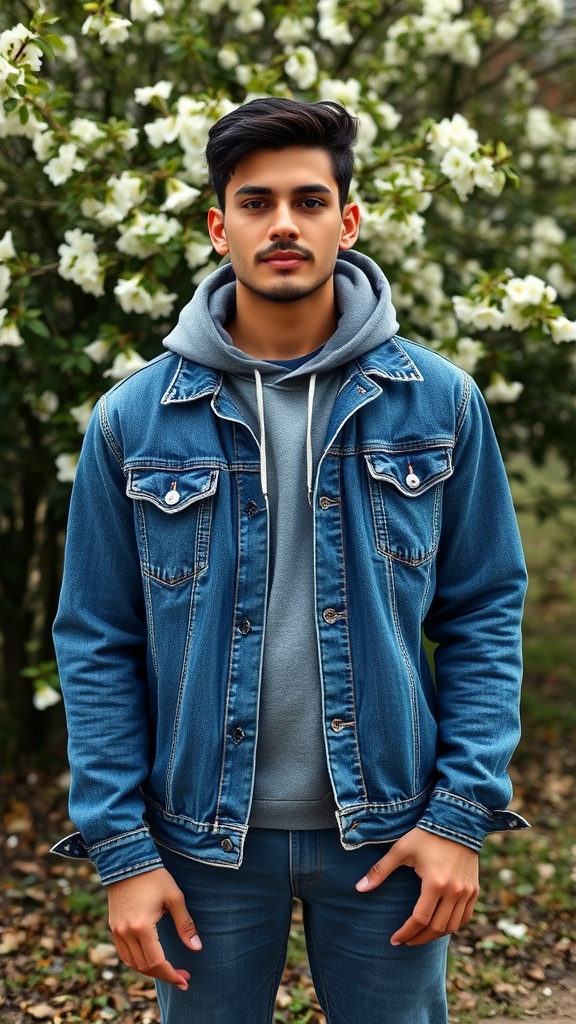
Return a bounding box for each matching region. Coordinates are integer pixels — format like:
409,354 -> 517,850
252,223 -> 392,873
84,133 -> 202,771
1,0 -> 575,732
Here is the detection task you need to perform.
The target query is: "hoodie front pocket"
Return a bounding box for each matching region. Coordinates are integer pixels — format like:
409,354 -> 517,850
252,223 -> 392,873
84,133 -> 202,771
127,467 -> 219,587
365,448 -> 453,565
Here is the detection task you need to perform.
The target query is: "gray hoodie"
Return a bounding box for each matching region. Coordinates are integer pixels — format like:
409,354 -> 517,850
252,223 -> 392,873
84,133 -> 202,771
164,249 -> 399,829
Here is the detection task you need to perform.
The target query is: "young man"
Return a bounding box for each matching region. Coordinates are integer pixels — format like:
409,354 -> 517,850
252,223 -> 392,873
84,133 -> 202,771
53,98 -> 529,1024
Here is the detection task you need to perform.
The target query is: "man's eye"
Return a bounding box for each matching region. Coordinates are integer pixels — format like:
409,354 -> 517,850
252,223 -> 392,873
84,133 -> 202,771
300,198 -> 324,208
243,200 -> 267,209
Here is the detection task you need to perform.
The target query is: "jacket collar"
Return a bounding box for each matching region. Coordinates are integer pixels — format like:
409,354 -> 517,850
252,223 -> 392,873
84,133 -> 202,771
161,336 -> 423,405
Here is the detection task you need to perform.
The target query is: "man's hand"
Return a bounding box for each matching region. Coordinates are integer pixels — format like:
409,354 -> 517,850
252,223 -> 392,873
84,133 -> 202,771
355,828 -> 479,946
108,867 -> 201,989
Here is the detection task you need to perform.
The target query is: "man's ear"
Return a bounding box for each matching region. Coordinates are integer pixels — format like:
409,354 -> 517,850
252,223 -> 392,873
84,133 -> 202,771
338,202 -> 361,251
207,208 -> 229,255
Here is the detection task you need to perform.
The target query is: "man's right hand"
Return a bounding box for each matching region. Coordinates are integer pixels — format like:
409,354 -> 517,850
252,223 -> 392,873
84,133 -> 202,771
107,867 -> 202,990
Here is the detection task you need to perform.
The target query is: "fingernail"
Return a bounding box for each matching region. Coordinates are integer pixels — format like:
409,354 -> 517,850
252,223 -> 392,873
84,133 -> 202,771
177,982 -> 188,991
390,938 -> 401,946
190,935 -> 202,951
355,876 -> 370,891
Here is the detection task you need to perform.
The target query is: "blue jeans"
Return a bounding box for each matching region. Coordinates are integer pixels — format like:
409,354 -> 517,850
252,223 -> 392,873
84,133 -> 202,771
155,828 -> 449,1024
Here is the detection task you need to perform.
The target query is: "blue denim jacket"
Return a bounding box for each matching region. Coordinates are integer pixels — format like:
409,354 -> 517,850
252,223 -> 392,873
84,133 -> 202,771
52,336 -> 529,884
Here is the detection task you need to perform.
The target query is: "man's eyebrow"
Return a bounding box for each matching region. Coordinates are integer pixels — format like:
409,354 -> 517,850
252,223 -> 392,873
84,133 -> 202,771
233,183 -> 333,198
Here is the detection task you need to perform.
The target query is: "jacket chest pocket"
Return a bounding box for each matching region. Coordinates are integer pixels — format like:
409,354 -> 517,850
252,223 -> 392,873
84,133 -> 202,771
126,466 -> 219,587
365,448 -> 453,566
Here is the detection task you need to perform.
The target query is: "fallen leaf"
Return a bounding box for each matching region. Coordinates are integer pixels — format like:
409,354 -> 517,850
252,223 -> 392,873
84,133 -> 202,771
0,929 -> 27,953
88,942 -> 118,965
26,1003 -> 54,1020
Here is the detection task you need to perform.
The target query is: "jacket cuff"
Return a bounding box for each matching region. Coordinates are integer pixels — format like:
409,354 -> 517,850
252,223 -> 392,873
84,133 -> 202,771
416,789 -> 531,852
51,828 -> 163,885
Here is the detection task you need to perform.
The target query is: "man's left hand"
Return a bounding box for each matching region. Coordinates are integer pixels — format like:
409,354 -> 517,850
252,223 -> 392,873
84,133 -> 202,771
355,828 -> 479,946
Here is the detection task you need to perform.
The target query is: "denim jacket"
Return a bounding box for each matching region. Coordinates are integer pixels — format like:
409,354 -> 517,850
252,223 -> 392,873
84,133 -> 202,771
52,336 -> 529,884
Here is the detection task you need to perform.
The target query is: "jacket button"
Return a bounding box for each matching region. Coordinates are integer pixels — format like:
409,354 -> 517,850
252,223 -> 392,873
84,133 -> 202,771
331,718 -> 345,732
245,500 -> 259,516
220,838 -> 233,852
232,727 -> 245,744
319,496 -> 331,509
238,619 -> 251,635
323,608 -> 339,624
164,489 -> 181,505
406,472 -> 420,489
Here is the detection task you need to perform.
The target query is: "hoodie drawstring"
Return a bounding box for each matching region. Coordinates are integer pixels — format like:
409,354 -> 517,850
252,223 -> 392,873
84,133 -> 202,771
254,368 -> 317,508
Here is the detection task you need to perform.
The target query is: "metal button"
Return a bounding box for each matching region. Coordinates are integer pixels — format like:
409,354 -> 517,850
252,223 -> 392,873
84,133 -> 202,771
238,619 -> 251,635
323,608 -> 339,624
319,496 -> 331,510
245,500 -> 259,517
405,472 -> 420,489
232,727 -> 245,744
331,718 -> 345,732
220,838 -> 233,852
164,489 -> 181,505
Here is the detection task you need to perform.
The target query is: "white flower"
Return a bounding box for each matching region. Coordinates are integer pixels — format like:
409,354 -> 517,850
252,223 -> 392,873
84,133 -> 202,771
59,34 -> 78,64
546,263 -> 575,299
525,107 -> 558,149
318,77 -> 361,108
284,47 -> 318,90
0,265 -> 11,306
45,143 -> 86,186
235,8 -> 265,32
55,452 -> 79,483
32,127 -> 55,163
114,275 -> 153,315
549,316 -> 576,344
504,274 -> 552,307
83,339 -> 110,364
317,0 -> 354,45
104,349 -> 149,379
496,918 -> 528,940
473,157 -> 505,197
58,231 -> 105,297
29,390 -> 59,422
0,230 -> 16,262
484,375 -> 524,403
148,287 -> 178,319
0,24 -> 43,72
427,113 -> 479,158
161,178 -> 201,213
144,115 -> 179,148
130,0 -> 164,21
0,316 -> 24,347
217,46 -> 240,71
99,16 -> 132,50
116,211 -> 181,259
274,16 -> 314,45
134,80 -> 172,105
440,147 -> 475,199
70,398 -> 97,434
184,234 -> 214,269
198,0 -> 227,11
70,118 -> 106,146
449,337 -> 484,374
33,684 -> 61,710
144,20 -> 172,43
95,172 -> 146,226
469,305 -> 505,331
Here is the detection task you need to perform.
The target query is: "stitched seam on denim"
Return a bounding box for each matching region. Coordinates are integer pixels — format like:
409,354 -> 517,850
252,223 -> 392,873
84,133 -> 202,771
297,832 -> 324,891
137,502 -> 159,679
98,396 -> 124,469
304,914 -> 334,1024
336,484 -> 368,802
100,857 -> 164,884
369,471 -> 439,566
126,470 -> 218,513
88,827 -> 150,854
418,820 -> 482,850
125,459 -> 260,473
454,370 -> 471,443
337,788 -> 432,815
386,558 -> 420,794
215,422 -> 243,829
145,794 -> 248,833
266,930 -> 291,1024
331,439 -> 455,456
432,789 -> 494,817
150,836 -> 244,869
165,529 -> 202,814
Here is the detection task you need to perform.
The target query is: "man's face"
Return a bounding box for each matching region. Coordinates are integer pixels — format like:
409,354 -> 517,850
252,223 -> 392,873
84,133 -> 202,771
207,146 -> 360,305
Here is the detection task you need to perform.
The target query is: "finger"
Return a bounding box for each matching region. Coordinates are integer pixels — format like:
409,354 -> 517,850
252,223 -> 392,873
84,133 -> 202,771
134,937 -> 191,989
356,846 -> 402,892
390,884 -> 442,945
165,888 -> 202,951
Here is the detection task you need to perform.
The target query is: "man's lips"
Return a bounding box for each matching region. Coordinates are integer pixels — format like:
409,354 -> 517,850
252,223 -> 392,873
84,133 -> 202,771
261,251 -> 308,268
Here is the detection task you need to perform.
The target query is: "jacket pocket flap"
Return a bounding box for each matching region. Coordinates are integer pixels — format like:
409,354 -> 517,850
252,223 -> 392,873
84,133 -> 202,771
127,467 -> 219,513
365,448 -> 453,496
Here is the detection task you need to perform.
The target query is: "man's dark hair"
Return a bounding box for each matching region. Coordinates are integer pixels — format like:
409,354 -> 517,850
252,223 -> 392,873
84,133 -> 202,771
205,97 -> 359,211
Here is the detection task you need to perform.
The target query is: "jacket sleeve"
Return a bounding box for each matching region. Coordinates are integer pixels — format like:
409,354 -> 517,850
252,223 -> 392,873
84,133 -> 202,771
420,375 -> 530,851
52,397 -> 164,884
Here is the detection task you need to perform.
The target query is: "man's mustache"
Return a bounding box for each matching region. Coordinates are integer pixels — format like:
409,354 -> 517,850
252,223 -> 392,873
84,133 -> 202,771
256,242 -> 313,261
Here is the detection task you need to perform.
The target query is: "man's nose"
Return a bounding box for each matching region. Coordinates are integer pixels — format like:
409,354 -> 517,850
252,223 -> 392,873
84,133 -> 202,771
268,203 -> 300,240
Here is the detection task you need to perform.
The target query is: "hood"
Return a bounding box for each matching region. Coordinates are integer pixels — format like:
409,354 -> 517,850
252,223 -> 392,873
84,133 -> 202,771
163,249 -> 399,380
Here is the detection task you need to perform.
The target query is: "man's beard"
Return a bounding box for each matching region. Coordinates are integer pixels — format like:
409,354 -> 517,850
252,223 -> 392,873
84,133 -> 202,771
234,261 -> 335,304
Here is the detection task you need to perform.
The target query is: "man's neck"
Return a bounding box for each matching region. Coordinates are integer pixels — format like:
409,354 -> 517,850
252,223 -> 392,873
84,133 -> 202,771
226,281 -> 339,360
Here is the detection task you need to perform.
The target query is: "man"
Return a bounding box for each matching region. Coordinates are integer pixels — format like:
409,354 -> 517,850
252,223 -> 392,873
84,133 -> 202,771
53,98 -> 529,1024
